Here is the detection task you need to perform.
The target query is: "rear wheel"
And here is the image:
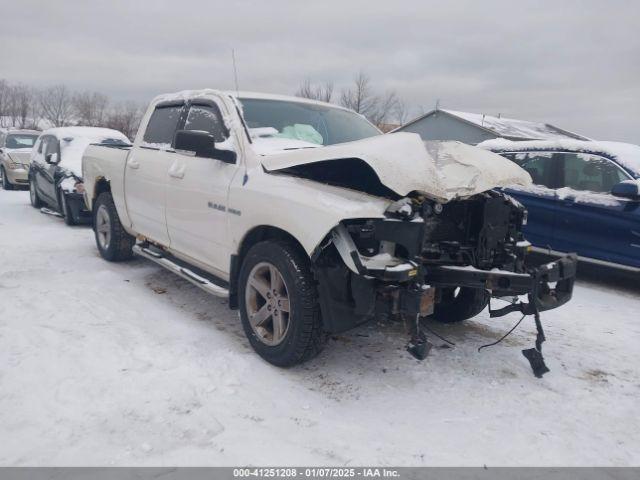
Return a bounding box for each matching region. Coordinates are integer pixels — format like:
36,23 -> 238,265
1,167 -> 13,190
93,192 -> 135,262
431,287 -> 490,323
238,240 -> 324,367
29,178 -> 42,207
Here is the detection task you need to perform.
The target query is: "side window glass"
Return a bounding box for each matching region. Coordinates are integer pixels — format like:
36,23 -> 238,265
562,153 -> 629,193
44,138 -> 58,156
143,104 -> 184,147
513,152 -> 556,188
184,104 -> 228,143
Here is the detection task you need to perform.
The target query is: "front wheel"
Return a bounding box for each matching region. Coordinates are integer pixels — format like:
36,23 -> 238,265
238,240 -> 324,367
93,192 -> 135,261
431,287 -> 490,323
1,167 -> 14,190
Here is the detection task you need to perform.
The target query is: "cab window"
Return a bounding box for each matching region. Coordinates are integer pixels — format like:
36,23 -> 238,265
184,104 -> 228,143
561,153 -> 629,193
510,152 -> 558,189
143,104 -> 184,146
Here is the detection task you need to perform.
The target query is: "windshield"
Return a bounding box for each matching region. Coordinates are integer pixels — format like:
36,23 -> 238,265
6,134 -> 39,149
239,98 -> 380,146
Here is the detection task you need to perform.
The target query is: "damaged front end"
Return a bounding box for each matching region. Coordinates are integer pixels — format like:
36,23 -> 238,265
312,190 -> 577,377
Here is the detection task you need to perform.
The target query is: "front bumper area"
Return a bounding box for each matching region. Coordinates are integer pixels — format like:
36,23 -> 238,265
5,167 -> 29,185
65,192 -> 92,224
425,254 -> 578,313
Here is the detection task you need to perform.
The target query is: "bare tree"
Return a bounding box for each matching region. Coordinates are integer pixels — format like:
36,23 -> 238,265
5,84 -> 35,128
73,91 -> 109,126
394,99 -> 410,126
340,71 -> 375,116
40,85 -> 73,127
0,79 -> 9,128
340,71 -> 401,128
105,101 -> 143,140
296,78 -> 334,103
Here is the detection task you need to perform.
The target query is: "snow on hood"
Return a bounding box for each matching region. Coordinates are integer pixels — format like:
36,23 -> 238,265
42,127 -> 129,178
478,138 -> 640,177
261,132 -> 532,202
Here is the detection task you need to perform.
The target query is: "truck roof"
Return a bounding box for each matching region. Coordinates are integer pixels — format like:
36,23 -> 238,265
151,89 -> 351,112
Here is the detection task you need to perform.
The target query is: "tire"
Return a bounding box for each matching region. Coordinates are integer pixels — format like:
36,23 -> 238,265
431,287 -> 490,323
238,240 -> 324,367
93,192 -> 135,262
29,178 -> 42,208
1,167 -> 14,190
59,189 -> 76,226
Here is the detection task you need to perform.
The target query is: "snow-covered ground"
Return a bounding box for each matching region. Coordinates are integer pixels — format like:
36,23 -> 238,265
1,189 -> 638,467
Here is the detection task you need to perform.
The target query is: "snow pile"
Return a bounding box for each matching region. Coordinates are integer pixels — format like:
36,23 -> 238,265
443,110 -> 588,141
478,138 -> 640,177
42,127 -> 129,178
1,189 -> 639,466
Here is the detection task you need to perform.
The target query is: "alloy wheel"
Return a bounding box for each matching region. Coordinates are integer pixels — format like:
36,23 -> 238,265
95,204 -> 112,250
245,262 -> 291,346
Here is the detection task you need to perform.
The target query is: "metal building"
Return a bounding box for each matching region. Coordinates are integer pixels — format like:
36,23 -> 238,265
394,109 -> 588,144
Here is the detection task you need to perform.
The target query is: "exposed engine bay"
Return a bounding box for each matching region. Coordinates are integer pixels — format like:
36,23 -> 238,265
311,189 -> 577,378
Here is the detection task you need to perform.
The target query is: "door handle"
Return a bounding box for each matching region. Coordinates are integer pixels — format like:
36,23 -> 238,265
168,164 -> 185,179
128,159 -> 140,169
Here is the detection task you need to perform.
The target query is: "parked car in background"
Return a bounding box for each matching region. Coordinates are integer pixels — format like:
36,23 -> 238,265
480,139 -> 640,272
81,89 -> 576,372
29,127 -> 129,225
0,129 -> 40,190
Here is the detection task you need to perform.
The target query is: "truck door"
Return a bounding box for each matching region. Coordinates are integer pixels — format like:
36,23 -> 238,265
124,102 -> 185,246
165,99 -> 241,276
552,152 -> 640,267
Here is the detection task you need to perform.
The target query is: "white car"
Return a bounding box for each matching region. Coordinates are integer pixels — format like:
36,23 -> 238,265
28,127 -> 129,225
0,129 -> 40,190
82,90 -> 577,374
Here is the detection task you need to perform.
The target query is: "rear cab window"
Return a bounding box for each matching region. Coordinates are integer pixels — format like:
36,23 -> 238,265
142,103 -> 184,149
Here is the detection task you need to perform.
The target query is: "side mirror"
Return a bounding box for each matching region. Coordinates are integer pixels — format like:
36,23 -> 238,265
611,180 -> 640,200
45,153 -> 60,165
174,130 -> 236,163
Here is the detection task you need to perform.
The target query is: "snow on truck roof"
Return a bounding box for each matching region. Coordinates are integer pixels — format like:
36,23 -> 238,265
152,89 -> 351,111
478,138 -> 640,176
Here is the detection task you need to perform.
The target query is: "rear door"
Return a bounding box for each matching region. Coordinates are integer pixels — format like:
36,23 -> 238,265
502,152 -> 561,249
165,98 -> 241,274
124,102 -> 185,246
552,152 -> 640,267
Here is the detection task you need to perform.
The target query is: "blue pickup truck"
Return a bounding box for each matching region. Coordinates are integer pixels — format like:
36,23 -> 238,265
480,139 -> 640,272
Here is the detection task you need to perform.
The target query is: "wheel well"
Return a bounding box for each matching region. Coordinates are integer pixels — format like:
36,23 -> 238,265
229,225 -> 308,309
93,178 -> 111,204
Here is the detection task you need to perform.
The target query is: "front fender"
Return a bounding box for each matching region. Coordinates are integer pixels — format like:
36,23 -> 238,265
228,171 -> 392,257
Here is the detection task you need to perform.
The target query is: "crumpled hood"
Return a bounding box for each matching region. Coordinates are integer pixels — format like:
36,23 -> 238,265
261,132 -> 532,202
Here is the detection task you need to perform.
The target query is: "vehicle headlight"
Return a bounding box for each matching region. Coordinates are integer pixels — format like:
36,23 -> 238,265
8,161 -> 20,170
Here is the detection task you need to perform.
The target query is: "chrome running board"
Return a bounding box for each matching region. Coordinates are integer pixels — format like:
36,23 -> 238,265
133,244 -> 229,298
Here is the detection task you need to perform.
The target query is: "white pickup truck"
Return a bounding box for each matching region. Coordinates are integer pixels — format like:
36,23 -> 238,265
82,90 -> 577,374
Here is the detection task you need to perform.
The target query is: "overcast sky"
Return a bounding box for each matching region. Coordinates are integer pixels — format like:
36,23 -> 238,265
2,0 -> 638,142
